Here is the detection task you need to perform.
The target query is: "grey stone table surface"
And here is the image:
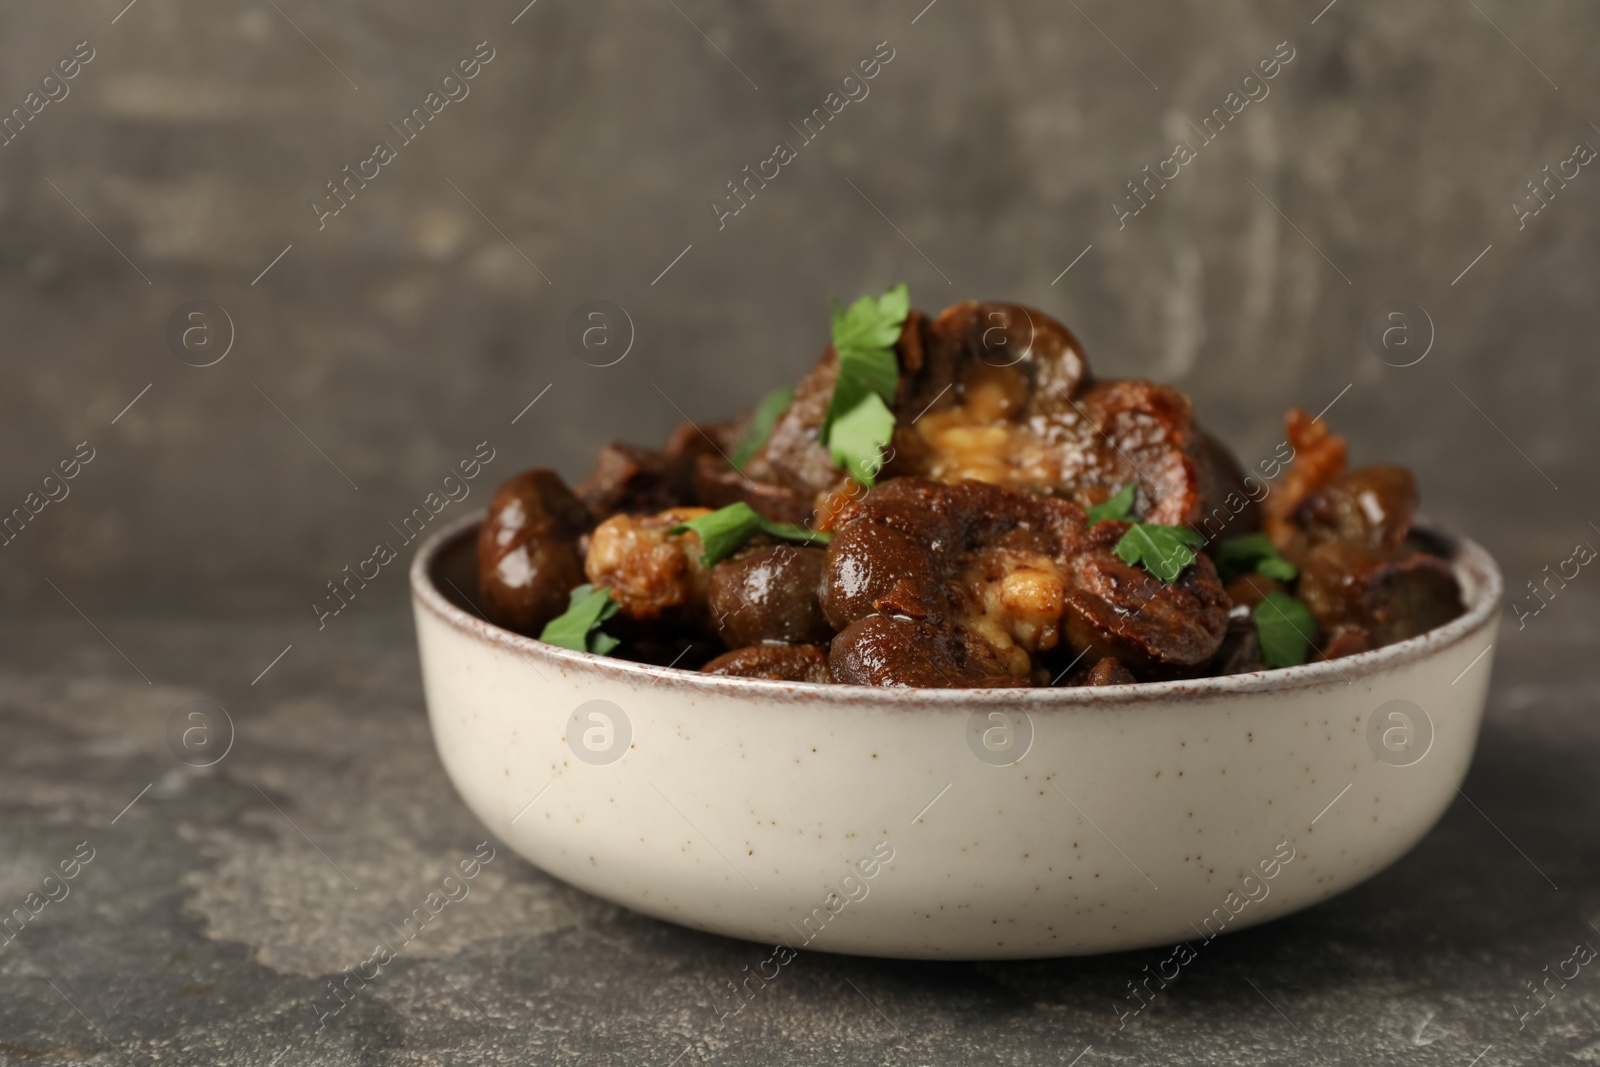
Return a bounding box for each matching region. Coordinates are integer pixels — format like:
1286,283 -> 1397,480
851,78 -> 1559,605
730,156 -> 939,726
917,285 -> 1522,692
0,602 -> 1596,1067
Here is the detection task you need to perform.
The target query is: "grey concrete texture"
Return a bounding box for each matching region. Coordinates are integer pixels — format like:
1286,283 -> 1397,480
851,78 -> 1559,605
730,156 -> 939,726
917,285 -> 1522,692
1,617 -> 1596,1066
1,0 -> 1598,1063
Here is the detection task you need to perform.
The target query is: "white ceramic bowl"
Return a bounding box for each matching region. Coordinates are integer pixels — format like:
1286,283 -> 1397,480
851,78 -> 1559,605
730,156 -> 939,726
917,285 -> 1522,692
411,513 -> 1501,960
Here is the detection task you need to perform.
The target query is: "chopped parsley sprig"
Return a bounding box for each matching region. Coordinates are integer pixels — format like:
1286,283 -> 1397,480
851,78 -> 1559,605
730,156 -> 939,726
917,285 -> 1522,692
820,284 -> 910,486
1212,532 -> 1298,585
1252,590 -> 1316,668
539,584 -> 621,654
1089,486 -> 1205,585
1086,483 -> 1137,524
730,386 -> 795,469
669,502 -> 831,567
1113,523 -> 1205,584
827,394 -> 897,486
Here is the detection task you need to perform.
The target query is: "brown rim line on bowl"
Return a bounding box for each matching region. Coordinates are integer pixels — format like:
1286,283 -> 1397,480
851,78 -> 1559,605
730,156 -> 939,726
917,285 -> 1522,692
411,511 -> 1502,959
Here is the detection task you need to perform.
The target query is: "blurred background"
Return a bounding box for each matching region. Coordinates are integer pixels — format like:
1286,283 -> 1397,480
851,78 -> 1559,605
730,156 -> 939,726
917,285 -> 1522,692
3,1 -> 1598,1063
4,0 -> 1596,616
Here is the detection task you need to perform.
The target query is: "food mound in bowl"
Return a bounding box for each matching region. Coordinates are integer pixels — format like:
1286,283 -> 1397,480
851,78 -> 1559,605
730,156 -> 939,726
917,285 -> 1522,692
477,287 -> 1464,688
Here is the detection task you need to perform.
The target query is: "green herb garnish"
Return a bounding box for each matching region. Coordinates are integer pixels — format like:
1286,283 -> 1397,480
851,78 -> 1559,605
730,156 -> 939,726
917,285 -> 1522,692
1213,532 -> 1297,585
1252,590 -> 1317,668
539,584 -> 621,654
730,386 -> 795,469
1114,523 -> 1205,583
1086,483 -> 1137,524
827,391 -> 897,485
820,284 -> 910,485
668,502 -> 831,566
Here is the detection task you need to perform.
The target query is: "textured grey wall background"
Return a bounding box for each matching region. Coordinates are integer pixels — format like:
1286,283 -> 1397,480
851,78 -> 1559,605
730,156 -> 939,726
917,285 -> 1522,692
3,0 -> 1597,626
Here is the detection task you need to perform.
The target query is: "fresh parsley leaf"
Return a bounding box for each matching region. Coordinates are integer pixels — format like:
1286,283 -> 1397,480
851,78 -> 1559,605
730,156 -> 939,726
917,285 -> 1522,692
669,505 -> 761,566
827,392 -> 897,486
730,386 -> 794,469
828,348 -> 898,436
539,584 -> 620,654
831,284 -> 910,353
754,517 -> 831,549
1259,556 -> 1299,582
1086,483 -> 1137,524
1213,532 -> 1298,585
668,502 -> 831,566
820,284 -> 910,483
1252,590 -> 1317,668
1114,523 -> 1205,583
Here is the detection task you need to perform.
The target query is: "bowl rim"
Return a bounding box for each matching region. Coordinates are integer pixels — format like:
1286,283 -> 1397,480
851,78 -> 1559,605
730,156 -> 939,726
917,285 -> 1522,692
411,511 -> 1502,707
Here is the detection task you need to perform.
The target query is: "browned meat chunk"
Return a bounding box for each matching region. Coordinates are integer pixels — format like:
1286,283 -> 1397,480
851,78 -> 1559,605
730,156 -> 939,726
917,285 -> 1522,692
1297,542 -> 1464,655
1265,412 -> 1463,655
1051,379 -> 1203,526
1210,609 -> 1265,675
1295,465 -> 1417,553
1060,523 -> 1230,676
584,508 -> 712,624
820,516 -> 946,627
892,302 -> 1083,491
1223,574 -> 1287,609
760,347 -> 852,504
576,443 -> 680,519
692,453 -> 814,526
576,422 -> 742,520
477,469 -> 593,634
479,292 -> 1467,684
822,479 -> 1091,685
1188,428 -> 1262,542
898,302 -> 1238,527
703,644 -> 833,683
703,300 -> 1246,534
896,302 -> 1088,424
708,545 -> 832,648
1068,657 -> 1138,687
820,478 -> 1226,686
1263,407 -> 1347,554
829,616 -> 1028,688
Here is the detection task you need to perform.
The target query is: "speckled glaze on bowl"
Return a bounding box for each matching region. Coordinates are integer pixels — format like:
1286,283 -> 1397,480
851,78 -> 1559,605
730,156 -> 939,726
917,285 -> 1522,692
411,513 -> 1501,960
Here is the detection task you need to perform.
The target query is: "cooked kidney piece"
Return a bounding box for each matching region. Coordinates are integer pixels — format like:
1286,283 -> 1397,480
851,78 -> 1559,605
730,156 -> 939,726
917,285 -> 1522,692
477,470 -> 592,633
476,291 -> 1464,687
709,545 -> 832,648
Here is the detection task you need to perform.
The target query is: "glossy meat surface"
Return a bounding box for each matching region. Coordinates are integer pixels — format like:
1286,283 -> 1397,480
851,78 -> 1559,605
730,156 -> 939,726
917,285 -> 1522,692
1296,465 -> 1417,553
829,616 -> 1028,688
1069,657 -> 1138,687
894,302 -> 1238,528
760,347 -> 851,503
478,295 -> 1466,686
708,545 -> 832,648
477,469 -> 592,634
576,421 -> 739,520
702,644 -> 833,683
575,442 -> 680,519
1060,522 -> 1231,675
692,452 -> 814,526
1264,409 -> 1463,657
1297,542 -> 1463,654
822,478 -> 1229,684
584,508 -> 712,623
